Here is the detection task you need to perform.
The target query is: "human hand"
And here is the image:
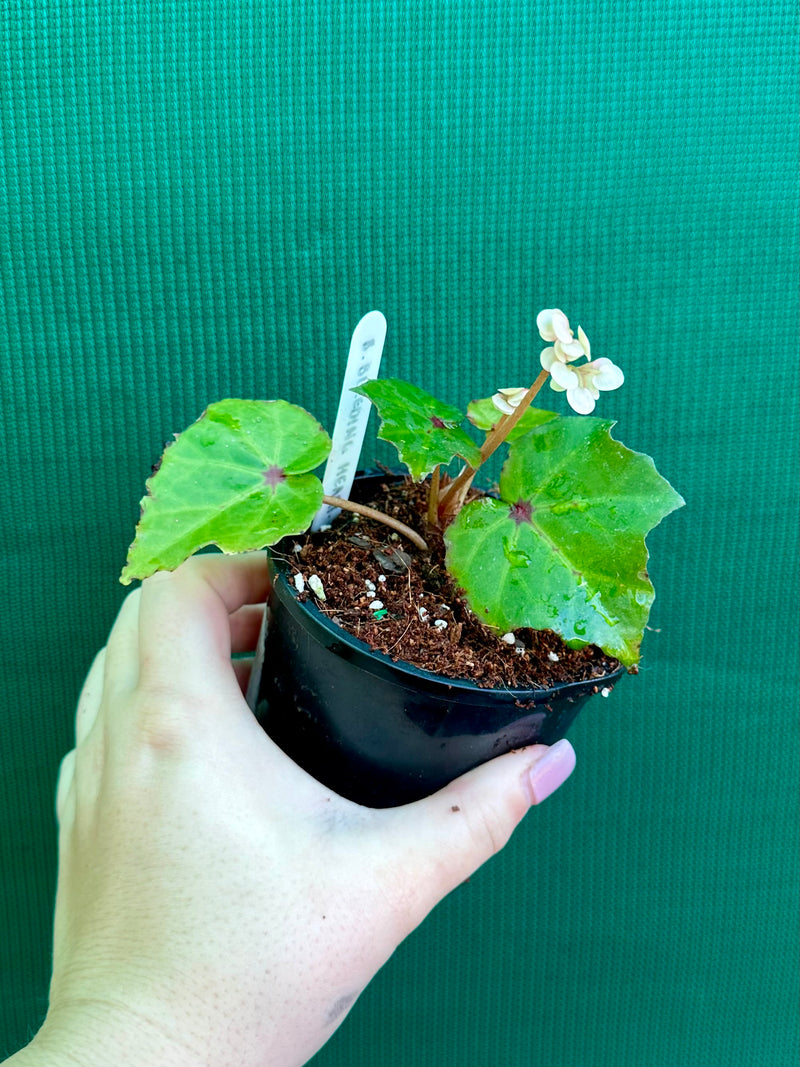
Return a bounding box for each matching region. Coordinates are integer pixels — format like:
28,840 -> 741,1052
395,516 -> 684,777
28,554 -> 576,1067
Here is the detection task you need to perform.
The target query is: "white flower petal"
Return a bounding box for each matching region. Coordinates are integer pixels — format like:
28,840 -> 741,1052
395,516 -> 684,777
577,325 -> 591,359
491,393 -> 514,415
567,386 -> 597,414
555,339 -> 586,362
499,387 -> 527,406
536,309 -> 558,342
550,361 -> 579,389
574,363 -> 596,386
537,308 -> 572,344
549,378 -> 566,393
589,358 -> 624,391
551,309 -> 574,345
539,346 -> 558,371
492,387 -> 527,414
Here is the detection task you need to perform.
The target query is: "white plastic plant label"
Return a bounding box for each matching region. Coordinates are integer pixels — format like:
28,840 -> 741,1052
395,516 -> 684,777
246,311 -> 386,712
311,309 -> 386,530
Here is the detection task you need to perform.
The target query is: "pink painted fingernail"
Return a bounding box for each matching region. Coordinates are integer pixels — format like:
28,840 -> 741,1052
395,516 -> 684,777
523,739 -> 576,805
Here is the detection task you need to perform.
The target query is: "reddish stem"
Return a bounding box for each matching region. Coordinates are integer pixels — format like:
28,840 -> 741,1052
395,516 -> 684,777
322,495 -> 428,552
439,369 -> 550,518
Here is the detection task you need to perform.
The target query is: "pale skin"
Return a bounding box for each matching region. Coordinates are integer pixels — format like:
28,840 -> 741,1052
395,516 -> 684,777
6,553 -> 576,1067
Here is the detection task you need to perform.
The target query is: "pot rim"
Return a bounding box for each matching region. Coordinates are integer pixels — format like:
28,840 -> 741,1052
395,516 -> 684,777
269,558 -> 626,703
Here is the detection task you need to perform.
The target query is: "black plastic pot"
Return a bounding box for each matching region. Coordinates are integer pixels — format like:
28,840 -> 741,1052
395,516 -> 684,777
251,473 -> 625,808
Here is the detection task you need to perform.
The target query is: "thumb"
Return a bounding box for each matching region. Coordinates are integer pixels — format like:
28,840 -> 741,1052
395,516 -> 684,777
380,739 -> 576,921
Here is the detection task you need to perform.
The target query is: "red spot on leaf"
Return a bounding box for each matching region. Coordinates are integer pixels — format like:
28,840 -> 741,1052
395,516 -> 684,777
430,416 -> 447,429
263,465 -> 286,489
509,500 -> 533,525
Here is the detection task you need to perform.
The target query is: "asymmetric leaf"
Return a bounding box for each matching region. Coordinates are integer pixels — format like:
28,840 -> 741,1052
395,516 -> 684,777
354,378 -> 482,480
121,399 -> 331,583
445,415 -> 684,665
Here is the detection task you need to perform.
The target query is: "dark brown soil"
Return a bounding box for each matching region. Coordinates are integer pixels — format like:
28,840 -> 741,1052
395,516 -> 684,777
277,475 -> 622,690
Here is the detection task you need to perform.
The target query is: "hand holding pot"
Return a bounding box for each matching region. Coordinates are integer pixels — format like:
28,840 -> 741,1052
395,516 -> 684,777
17,554 -> 575,1067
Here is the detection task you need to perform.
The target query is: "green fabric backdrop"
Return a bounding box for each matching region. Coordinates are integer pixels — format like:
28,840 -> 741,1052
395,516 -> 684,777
2,1 -> 797,1062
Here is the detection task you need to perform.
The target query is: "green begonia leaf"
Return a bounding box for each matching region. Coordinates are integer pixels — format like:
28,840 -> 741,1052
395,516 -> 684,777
353,378 -> 482,480
121,399 -> 331,584
444,415 -> 685,666
467,399 -> 557,440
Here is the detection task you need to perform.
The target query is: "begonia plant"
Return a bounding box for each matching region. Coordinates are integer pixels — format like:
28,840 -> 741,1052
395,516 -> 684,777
121,309 -> 684,668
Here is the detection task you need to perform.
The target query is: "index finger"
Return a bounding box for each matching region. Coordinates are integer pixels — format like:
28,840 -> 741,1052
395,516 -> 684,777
137,552 -> 270,692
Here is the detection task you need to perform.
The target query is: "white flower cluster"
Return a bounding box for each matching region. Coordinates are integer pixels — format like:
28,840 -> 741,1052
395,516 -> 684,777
536,308 -> 623,414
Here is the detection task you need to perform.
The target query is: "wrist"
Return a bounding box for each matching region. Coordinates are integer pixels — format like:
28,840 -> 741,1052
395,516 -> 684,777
2,1048 -> 53,1067
21,1001 -> 204,1067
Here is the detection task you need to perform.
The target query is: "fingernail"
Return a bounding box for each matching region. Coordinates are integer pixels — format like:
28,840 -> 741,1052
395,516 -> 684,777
522,739 -> 576,805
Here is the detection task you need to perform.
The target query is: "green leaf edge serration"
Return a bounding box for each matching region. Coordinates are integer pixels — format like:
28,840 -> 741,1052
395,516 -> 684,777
120,399 -> 332,584
354,378 -> 483,479
444,415 -> 685,666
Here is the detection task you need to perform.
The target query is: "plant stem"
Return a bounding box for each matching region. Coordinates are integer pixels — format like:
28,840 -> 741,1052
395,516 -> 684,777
322,495 -> 428,552
439,369 -> 550,518
427,465 -> 440,526
481,369 -> 550,463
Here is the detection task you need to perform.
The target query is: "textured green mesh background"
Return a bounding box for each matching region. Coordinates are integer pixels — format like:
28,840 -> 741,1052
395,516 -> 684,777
1,2 -> 798,1063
